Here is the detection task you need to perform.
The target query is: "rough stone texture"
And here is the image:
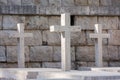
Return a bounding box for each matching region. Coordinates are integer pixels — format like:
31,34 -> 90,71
109,62 -> 120,67
98,17 -> 118,30
76,46 -> 95,61
0,0 -> 7,5
27,72 -> 38,79
25,16 -> 49,30
49,0 -> 61,7
42,62 -> 61,68
46,7 -> 60,15
74,0 -> 88,6
0,16 -> 2,29
34,0 -> 49,6
3,16 -> 25,30
6,63 -> 18,68
30,46 -> 53,61
61,0 -> 74,6
21,0 -> 34,5
0,31 -> 18,46
100,0 -> 112,6
75,16 -> 97,30
87,62 -> 108,67
26,63 -> 41,68
76,62 -> 87,68
25,30 -> 42,46
53,46 -> 75,61
109,30 -> 120,45
71,31 -> 86,45
88,0 -> 99,6
0,46 -> 6,61
108,46 -> 119,61
7,0 -> 21,5
48,16 -> 60,27
43,30 -> 61,45
112,0 -> 120,6
6,46 -> 29,62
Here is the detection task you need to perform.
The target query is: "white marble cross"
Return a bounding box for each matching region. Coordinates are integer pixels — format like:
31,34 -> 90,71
50,13 -> 81,71
89,24 -> 110,67
9,23 -> 33,68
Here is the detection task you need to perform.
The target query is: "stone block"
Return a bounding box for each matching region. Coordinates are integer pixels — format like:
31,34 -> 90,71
3,16 -> 25,30
49,0 -> 61,7
6,63 -> 18,68
75,16 -> 97,30
0,46 -> 6,62
87,62 -> 108,67
98,17 -> 118,29
0,16 -> 2,29
26,63 -> 41,68
88,0 -> 99,6
42,62 -> 61,68
86,30 -> 108,45
0,0 -> 7,5
34,0 -> 49,6
25,30 -> 42,46
89,6 -> 98,15
71,31 -> 86,45
98,6 -> 110,15
23,5 -> 36,14
0,63 -> 7,68
53,46 -> 75,61
109,30 -> 120,45
61,0 -> 74,6
108,46 -> 119,60
100,0 -> 112,6
76,62 -> 87,69
109,62 -> 120,67
0,31 -> 18,45
48,16 -> 60,26
74,0 -> 88,6
37,6 -> 46,14
30,46 -> 53,61
8,0 -> 21,5
25,16 -> 49,30
22,0 -> 34,5
77,6 -> 90,15
6,46 -> 30,62
76,46 -> 95,61
43,30 -> 61,45
111,0 -> 120,6
46,7 -> 60,15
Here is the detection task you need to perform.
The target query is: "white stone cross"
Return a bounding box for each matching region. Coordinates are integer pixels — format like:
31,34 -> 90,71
9,23 -> 33,68
50,13 -> 81,71
89,24 -> 110,67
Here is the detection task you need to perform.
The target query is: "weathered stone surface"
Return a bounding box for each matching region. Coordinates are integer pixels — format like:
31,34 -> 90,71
26,63 -> 41,68
3,16 -> 25,29
0,16 -> 2,29
88,0 -> 99,6
109,30 -> 120,45
76,46 -> 95,61
0,63 -> 7,68
42,62 -> 61,68
87,62 -> 108,67
8,0 -> 21,5
112,0 -> 120,6
76,62 -> 87,68
0,31 -> 18,45
0,46 -> 6,61
61,0 -> 74,6
37,6 -> 46,14
46,7 -> 60,15
109,62 -> 120,67
100,0 -> 112,6
30,46 -> 53,61
43,30 -> 61,45
22,0 -> 34,5
25,30 -> 42,46
71,31 -> 86,45
6,63 -> 18,68
48,16 -> 60,26
108,46 -> 119,60
49,0 -> 61,7
75,16 -> 97,30
25,16 -> 49,30
6,46 -> 29,62
34,0 -> 49,6
74,0 -> 88,6
98,17 -> 118,29
53,46 -> 75,61
27,72 -> 38,79
86,30 -> 108,45
0,0 -> 7,5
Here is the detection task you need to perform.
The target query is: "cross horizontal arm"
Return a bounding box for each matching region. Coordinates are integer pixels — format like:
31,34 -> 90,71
90,34 -> 110,38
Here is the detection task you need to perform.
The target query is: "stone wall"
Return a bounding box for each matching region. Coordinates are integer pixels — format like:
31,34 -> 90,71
0,0 -> 120,69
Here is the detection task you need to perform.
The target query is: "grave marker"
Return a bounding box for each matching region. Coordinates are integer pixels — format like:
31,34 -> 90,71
9,23 -> 33,68
50,13 -> 81,71
89,24 -> 110,67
